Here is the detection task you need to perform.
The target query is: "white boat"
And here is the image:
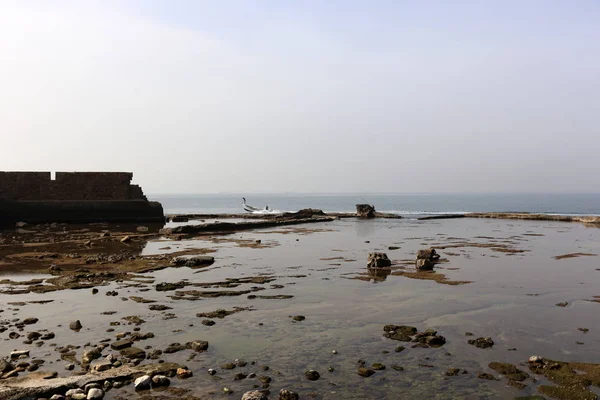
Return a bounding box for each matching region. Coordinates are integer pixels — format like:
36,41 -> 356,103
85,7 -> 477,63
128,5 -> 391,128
242,198 -> 280,214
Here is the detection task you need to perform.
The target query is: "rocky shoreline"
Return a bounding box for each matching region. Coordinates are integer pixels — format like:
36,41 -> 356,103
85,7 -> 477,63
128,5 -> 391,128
1,211 -> 600,399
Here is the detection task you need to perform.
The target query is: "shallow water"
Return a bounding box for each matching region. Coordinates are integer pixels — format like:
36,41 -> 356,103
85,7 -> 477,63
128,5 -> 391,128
1,218 -> 600,399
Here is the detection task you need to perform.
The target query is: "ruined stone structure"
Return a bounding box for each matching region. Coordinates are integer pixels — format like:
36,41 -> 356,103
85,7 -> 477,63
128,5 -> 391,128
0,172 -> 164,224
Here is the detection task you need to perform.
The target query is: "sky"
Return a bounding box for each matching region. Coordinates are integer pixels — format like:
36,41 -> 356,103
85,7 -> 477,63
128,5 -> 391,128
1,0 -> 599,194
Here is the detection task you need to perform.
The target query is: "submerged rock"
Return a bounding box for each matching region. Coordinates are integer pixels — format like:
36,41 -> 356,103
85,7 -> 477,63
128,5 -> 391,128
468,337 -> 494,349
488,362 -> 529,381
172,256 -> 215,268
367,253 -> 392,268
383,325 -> 417,341
357,367 -> 375,377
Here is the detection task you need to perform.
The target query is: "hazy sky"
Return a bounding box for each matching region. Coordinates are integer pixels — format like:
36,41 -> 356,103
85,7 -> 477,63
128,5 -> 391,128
1,1 -> 599,194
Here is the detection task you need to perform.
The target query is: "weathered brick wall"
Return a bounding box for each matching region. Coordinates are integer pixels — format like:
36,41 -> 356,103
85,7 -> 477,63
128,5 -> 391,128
0,172 -> 147,201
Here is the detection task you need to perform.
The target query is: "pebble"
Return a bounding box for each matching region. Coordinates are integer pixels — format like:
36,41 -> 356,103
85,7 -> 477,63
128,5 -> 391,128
208,368 -> 216,375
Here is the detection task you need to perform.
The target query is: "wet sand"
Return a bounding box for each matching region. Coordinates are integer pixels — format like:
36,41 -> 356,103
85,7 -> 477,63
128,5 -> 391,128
1,217 -> 600,399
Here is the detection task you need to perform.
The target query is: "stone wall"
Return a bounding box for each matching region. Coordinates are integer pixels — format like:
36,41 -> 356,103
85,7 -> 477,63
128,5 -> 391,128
0,171 -> 163,224
0,172 -> 147,201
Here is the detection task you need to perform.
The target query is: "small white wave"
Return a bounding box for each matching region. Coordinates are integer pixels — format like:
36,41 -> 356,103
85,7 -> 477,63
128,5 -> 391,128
248,209 -> 283,215
381,211 -> 469,215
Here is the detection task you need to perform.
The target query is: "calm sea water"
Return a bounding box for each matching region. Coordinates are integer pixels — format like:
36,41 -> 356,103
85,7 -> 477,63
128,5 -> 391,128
149,193 -> 600,216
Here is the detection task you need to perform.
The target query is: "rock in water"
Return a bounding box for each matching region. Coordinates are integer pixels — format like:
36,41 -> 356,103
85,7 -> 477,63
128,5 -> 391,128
186,340 -> 209,352
304,370 -> 320,381
151,375 -> 170,387
416,248 -> 440,261
86,388 -> 104,399
70,320 -> 83,331
241,390 -> 268,400
279,389 -> 300,400
10,350 -> 30,359
417,258 -> 435,270
82,348 -> 102,364
367,253 -> 392,268
0,358 -> 14,373
358,367 -> 375,377
134,375 -> 152,390
416,247 -> 440,270
356,204 -> 376,218
468,337 -> 494,349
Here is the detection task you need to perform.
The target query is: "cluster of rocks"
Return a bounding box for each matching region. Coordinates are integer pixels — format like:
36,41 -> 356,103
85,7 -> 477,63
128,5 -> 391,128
415,247 -> 440,270
0,355 -> 44,378
133,373 -> 172,390
366,248 -> 442,272
242,389 -> 299,400
171,255 -> 215,268
50,384 -> 107,400
84,252 -> 136,264
383,325 -> 447,348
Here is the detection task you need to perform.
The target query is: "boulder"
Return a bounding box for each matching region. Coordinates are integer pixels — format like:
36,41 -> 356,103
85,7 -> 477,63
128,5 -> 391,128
356,204 -> 376,218
279,389 -> 299,400
110,339 -> 133,350
242,390 -> 268,400
0,359 -> 14,373
91,359 -> 113,372
416,258 -> 435,270
304,370 -> 320,381
120,347 -> 146,360
66,389 -> 84,397
82,348 -> 102,364
186,340 -> 209,352
10,350 -> 29,359
151,375 -> 170,387
367,253 -> 391,268
86,388 -> 104,399
171,216 -> 189,223
416,248 -> 440,270
134,375 -> 152,390
70,320 -> 82,331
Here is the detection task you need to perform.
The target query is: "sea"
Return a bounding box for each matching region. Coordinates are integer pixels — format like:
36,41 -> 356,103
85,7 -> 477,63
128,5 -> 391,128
150,193 -> 600,217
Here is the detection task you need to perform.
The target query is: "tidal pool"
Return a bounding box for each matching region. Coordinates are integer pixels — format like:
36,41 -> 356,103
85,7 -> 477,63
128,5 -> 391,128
1,218 -> 599,399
